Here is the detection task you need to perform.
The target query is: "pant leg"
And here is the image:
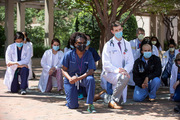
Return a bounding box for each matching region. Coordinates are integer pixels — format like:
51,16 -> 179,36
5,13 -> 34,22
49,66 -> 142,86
111,74 -> 129,102
52,68 -> 64,91
107,82 -> 113,95
19,67 -> 29,90
161,70 -> 170,86
174,84 -> 180,102
81,76 -> 95,104
45,76 -> 53,92
149,77 -> 161,99
11,69 -> 20,93
133,86 -> 149,102
64,79 -> 78,109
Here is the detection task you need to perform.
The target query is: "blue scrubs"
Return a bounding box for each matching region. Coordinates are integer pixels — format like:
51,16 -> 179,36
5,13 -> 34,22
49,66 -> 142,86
88,47 -> 101,62
62,49 -> 96,109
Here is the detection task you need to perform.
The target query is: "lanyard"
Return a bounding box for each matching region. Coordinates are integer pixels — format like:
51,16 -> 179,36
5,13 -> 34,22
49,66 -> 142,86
75,54 -> 84,74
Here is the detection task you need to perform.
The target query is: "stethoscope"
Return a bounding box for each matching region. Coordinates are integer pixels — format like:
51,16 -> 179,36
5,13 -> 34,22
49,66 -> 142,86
110,39 -> 128,53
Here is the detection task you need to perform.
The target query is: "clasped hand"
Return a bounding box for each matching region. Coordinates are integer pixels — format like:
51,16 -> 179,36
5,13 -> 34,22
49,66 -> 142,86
119,68 -> 130,79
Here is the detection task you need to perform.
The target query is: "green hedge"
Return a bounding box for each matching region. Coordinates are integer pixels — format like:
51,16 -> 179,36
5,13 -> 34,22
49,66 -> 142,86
33,44 -> 50,58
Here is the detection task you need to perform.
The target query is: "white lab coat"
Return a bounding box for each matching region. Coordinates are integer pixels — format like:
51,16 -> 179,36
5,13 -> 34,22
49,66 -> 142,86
128,38 -> 159,86
170,63 -> 178,94
161,50 -> 179,73
4,43 -> 31,91
101,37 -> 134,103
25,42 -> 33,79
38,49 -> 64,93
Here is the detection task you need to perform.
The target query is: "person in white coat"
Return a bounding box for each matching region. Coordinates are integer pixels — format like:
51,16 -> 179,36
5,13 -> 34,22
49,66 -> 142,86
94,21 -> 134,109
38,38 -> 64,93
129,28 -> 159,86
161,39 -> 178,86
4,32 -> 31,95
170,53 -> 180,102
22,32 -> 34,80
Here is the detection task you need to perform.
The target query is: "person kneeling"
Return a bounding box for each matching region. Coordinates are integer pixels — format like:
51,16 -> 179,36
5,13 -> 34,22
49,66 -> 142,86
133,38 -> 162,102
170,53 -> 180,102
61,32 -> 96,113
4,32 -> 31,95
38,39 -> 64,94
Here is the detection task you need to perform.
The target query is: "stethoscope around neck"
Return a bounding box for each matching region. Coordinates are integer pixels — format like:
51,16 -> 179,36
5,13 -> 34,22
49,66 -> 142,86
110,39 -> 128,53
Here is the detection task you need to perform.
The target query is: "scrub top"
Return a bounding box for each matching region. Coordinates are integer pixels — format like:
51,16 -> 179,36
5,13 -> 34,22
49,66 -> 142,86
62,49 -> 96,81
88,47 -> 101,62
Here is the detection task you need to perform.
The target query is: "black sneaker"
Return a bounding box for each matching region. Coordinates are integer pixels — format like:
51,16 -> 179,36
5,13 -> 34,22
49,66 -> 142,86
174,105 -> 180,113
20,89 -> 26,95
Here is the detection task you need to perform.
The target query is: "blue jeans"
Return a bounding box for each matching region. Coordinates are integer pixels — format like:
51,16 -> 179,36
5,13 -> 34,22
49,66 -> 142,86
174,84 -> 180,102
133,77 -> 161,102
64,76 -> 95,109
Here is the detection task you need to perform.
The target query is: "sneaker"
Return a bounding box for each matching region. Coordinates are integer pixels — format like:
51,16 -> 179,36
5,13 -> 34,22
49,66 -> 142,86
174,105 -> 180,113
20,89 -> 26,95
78,94 -> 84,100
87,104 -> 96,113
59,90 -> 65,95
149,98 -> 155,102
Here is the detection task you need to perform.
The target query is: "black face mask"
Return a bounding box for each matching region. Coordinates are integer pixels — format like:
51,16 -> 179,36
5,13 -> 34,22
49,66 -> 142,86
76,44 -> 86,52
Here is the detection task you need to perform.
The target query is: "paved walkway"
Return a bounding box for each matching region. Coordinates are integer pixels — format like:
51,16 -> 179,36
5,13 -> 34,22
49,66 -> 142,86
0,66 -> 180,120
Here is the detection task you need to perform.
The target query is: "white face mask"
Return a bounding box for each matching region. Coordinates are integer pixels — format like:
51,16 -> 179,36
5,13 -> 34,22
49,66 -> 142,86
151,41 -> 157,45
169,48 -> 175,52
138,34 -> 144,40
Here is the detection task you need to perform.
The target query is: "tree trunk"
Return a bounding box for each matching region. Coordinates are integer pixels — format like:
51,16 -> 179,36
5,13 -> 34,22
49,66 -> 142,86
97,25 -> 113,68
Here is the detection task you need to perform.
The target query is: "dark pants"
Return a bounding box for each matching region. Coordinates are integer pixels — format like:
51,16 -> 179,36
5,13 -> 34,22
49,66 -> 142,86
11,67 -> 29,93
107,81 -> 113,95
174,84 -> 180,102
161,69 -> 170,86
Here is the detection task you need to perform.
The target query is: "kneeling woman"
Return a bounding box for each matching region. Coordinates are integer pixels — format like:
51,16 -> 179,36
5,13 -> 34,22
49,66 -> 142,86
170,53 -> 180,102
38,39 -> 64,93
61,32 -> 96,113
133,38 -> 162,102
4,32 -> 31,95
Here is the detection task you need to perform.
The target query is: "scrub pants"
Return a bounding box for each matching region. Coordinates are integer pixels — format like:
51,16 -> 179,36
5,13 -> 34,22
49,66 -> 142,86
64,75 -> 95,109
11,67 -> 29,93
133,77 -> 161,102
174,84 -> 180,102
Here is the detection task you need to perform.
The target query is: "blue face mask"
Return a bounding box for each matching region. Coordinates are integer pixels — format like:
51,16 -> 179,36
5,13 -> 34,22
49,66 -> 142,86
16,42 -> 23,48
53,46 -> 59,51
143,52 -> 152,58
115,31 -> 123,39
70,45 -> 74,49
86,40 -> 90,46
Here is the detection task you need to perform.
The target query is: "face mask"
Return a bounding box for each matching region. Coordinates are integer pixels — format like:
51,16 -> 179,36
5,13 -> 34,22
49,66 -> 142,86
86,40 -> 91,46
76,44 -> 86,52
151,41 -> 157,45
169,48 -> 175,52
143,52 -> 152,58
115,31 -> 123,39
138,34 -> 144,40
24,38 -> 26,41
70,45 -> 74,49
16,42 -> 23,48
53,46 -> 59,51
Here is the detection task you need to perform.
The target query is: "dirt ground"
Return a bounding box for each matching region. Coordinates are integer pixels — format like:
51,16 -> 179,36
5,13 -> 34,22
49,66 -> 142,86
0,66 -> 180,120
